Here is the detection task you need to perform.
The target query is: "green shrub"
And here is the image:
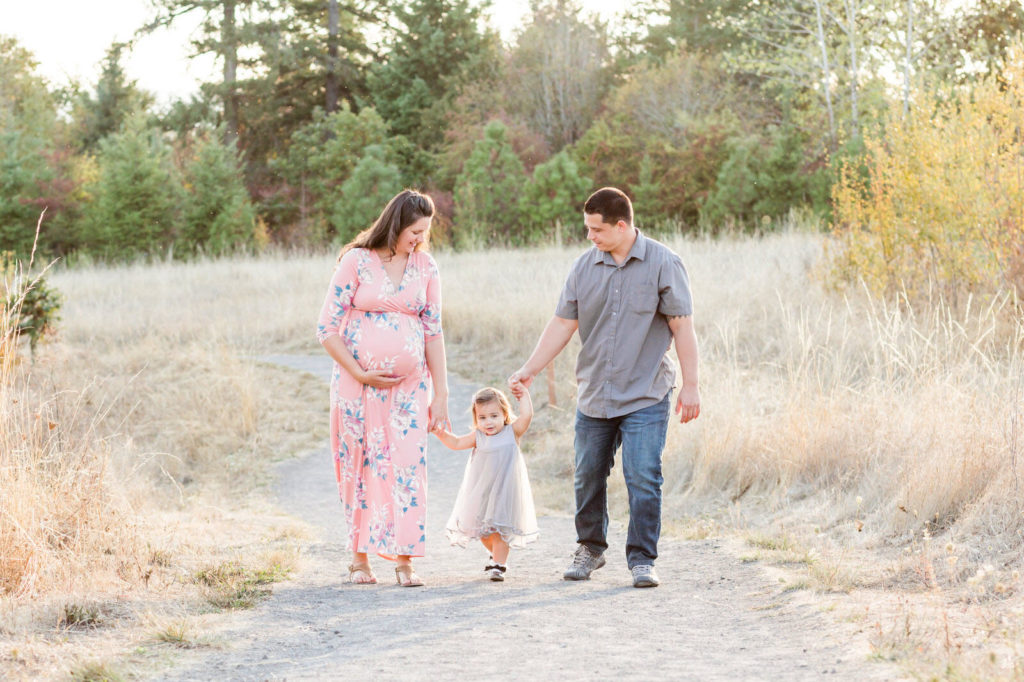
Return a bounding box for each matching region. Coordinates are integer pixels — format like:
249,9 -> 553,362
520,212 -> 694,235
331,144 -> 404,244
80,117 -> 183,259
2,250 -> 62,355
181,132 -> 256,256
519,150 -> 590,242
454,120 -> 528,245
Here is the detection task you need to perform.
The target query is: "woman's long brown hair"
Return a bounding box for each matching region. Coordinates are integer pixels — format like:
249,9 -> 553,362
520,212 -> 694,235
337,189 -> 435,262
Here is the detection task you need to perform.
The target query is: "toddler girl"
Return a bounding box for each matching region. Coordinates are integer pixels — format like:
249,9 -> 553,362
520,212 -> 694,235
433,383 -> 539,580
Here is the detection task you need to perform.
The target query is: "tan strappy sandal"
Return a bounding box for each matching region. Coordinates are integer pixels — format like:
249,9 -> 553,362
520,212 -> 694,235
347,562 -> 377,584
394,563 -> 424,587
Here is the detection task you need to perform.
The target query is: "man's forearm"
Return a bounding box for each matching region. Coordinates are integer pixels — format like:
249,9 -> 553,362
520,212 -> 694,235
668,315 -> 699,387
522,316 -> 578,377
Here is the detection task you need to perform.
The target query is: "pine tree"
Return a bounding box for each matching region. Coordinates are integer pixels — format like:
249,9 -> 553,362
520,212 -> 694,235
331,144 -> 404,243
520,150 -> 590,242
0,37 -> 75,256
454,120 -> 528,245
274,103 -> 392,242
367,0 -> 500,154
631,154 -> 663,225
182,131 -> 256,255
0,129 -> 53,255
71,43 -> 153,151
82,118 -> 183,259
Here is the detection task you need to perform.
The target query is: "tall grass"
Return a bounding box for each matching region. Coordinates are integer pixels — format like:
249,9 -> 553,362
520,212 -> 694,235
1,285 -> 133,599
10,233 -> 1021,595
1,252 -> 329,608
432,231 -> 1024,560
4,232 -> 1022,670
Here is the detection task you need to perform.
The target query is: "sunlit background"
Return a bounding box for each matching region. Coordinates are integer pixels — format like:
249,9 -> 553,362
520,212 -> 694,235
3,0 -> 631,102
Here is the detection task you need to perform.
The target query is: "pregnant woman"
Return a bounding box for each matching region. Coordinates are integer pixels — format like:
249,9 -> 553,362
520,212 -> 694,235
316,189 -> 449,587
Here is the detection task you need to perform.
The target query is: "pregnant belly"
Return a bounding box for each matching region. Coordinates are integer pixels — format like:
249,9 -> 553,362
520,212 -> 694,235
345,311 -> 424,377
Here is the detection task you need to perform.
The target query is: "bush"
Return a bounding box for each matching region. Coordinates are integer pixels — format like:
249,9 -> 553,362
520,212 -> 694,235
454,120 -> 528,245
2,250 -> 61,355
519,150 -> 590,242
181,132 -> 256,256
829,47 -> 1024,302
80,117 -> 183,259
330,145 -> 404,244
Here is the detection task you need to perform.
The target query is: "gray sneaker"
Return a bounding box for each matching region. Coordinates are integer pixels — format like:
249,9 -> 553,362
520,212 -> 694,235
563,545 -> 606,581
631,564 -> 659,588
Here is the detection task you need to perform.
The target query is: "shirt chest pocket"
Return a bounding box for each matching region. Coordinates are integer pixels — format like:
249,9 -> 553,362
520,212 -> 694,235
627,278 -> 660,315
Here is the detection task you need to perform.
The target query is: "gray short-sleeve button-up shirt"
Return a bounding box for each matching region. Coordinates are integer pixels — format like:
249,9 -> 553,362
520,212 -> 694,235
554,229 -> 693,419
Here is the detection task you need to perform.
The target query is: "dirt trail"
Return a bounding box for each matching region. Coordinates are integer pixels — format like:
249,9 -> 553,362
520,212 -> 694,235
155,355 -> 900,681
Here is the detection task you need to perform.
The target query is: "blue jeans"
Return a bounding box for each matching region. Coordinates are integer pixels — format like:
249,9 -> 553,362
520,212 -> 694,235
573,392 -> 671,568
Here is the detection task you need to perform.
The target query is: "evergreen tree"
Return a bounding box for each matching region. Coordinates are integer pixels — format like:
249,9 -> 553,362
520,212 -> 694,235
0,129 -> 53,255
699,136 -> 762,228
367,0 -> 500,155
520,150 -> 590,242
182,131 -> 256,255
288,0 -> 379,113
632,153 -> 664,225
143,0 -> 265,145
71,43 -> 153,151
701,125 -> 829,228
272,103 -> 392,241
454,120 -> 528,245
331,144 -> 404,243
630,0 -> 749,61
82,118 -> 184,259
0,37 -> 77,256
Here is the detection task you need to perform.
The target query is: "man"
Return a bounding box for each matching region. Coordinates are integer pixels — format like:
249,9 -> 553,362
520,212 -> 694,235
509,187 -> 700,588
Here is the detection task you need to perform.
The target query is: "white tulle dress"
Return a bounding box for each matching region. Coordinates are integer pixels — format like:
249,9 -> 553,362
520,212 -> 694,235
445,425 -> 539,548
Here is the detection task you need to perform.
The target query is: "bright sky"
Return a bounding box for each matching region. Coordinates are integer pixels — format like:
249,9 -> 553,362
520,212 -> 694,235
2,0 -> 630,106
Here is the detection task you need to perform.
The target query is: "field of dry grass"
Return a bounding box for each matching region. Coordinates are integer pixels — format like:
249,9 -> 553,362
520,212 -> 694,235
3,228 -> 1024,678
438,230 -> 1024,678
1,254 -> 329,679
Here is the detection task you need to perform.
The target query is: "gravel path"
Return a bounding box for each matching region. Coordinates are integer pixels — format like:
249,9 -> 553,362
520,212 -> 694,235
155,355 -> 900,681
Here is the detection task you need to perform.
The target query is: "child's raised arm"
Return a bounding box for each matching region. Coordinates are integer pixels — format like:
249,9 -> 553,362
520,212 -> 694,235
510,381 -> 533,438
431,424 -> 476,450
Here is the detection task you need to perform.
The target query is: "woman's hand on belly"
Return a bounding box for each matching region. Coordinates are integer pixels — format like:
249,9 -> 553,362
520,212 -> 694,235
358,368 -> 406,388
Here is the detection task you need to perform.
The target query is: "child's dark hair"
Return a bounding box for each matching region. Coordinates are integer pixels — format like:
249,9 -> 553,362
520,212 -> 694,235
471,387 -> 515,427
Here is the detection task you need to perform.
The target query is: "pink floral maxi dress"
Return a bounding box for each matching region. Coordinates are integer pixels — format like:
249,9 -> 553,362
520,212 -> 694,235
316,248 -> 442,559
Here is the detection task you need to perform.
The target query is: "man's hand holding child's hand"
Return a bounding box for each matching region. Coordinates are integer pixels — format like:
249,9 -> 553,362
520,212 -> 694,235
509,379 -> 525,400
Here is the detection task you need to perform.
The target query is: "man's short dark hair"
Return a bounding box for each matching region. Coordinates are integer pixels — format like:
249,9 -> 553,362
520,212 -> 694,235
584,187 -> 633,226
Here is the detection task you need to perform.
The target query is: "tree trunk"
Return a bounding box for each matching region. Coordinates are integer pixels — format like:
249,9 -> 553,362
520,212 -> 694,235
326,0 -> 339,113
223,0 -> 239,146
813,0 -> 837,149
903,0 -> 913,117
845,0 -> 860,138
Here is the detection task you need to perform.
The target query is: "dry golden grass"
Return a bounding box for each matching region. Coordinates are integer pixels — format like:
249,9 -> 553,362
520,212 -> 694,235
3,229 -> 1024,678
435,229 -> 1024,678
1,252 -> 329,680
435,231 -> 1024,561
